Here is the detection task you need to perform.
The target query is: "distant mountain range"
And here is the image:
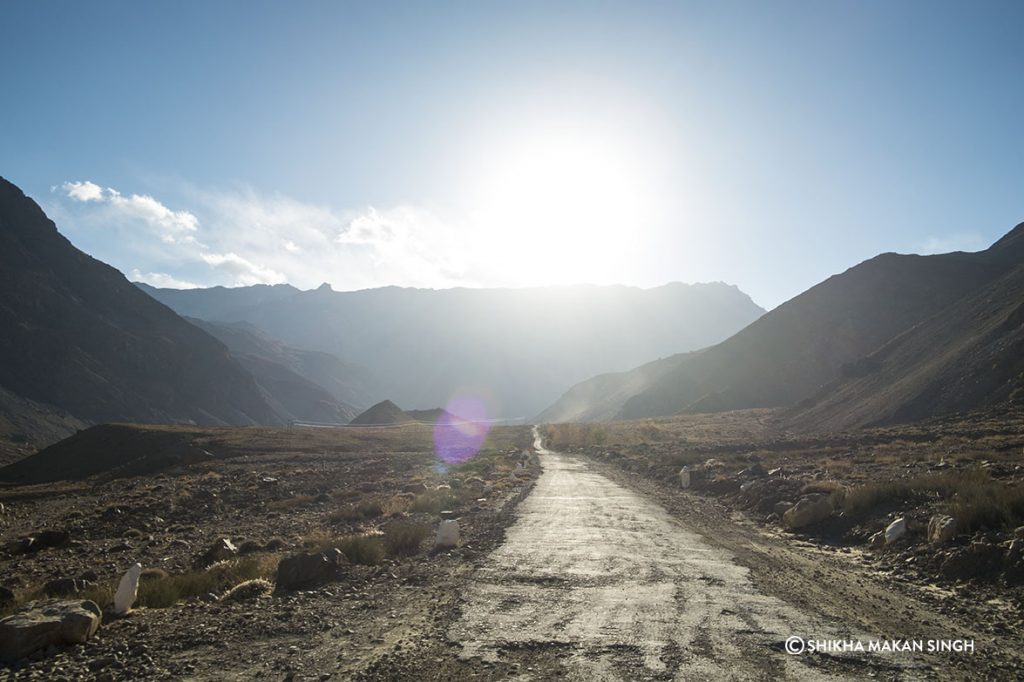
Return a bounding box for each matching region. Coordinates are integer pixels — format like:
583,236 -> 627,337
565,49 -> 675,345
137,280 -> 765,419
540,223 -> 1024,429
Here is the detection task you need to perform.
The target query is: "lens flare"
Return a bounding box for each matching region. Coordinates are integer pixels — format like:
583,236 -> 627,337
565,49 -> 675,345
434,395 -> 491,464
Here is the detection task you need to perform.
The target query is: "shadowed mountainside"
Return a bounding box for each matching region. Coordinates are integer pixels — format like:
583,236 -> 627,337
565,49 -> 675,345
784,229 -> 1024,430
187,318 -> 369,424
541,223 -> 1024,427
0,177 -> 282,443
0,386 -> 88,465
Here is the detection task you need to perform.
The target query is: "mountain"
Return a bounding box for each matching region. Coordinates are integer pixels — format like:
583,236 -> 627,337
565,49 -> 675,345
783,226 -> 1024,430
348,400 -> 459,426
186,318 -> 369,423
0,386 -> 87,465
138,281 -> 765,418
0,176 -> 282,444
405,408 -> 457,423
541,223 -> 1024,426
536,354 -> 689,423
349,400 -> 416,426
135,282 -> 301,322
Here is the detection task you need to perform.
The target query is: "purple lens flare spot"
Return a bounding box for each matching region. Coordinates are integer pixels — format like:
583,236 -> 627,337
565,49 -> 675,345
434,395 -> 491,464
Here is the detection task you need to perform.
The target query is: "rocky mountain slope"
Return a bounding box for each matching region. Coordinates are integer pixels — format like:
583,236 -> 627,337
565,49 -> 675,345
784,229 -> 1024,430
138,281 -> 765,419
187,319 -> 367,424
0,177 -> 281,444
0,387 -> 87,465
542,223 -> 1024,427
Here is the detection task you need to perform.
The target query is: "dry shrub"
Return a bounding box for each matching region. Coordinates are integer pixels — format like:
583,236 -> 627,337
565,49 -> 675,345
800,480 -> 846,496
383,521 -> 431,557
409,490 -> 461,515
140,567 -> 168,582
337,535 -> 385,565
839,468 -> 1024,531
136,557 -> 271,608
268,495 -> 315,511
220,578 -> 272,602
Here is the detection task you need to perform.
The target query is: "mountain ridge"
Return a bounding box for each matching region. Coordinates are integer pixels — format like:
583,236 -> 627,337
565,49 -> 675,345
140,279 -> 765,417
540,223 -> 1024,427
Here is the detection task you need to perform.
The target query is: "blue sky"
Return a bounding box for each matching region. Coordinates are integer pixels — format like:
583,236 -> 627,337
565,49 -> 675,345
1,1 -> 1022,309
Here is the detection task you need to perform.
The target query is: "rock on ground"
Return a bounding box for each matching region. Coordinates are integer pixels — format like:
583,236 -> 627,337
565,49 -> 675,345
782,494 -> 831,529
928,515 -> 956,544
275,550 -> 346,591
885,517 -> 908,544
0,600 -> 102,663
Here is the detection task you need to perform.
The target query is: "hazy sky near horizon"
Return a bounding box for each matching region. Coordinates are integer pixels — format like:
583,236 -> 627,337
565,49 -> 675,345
2,1 -> 1022,309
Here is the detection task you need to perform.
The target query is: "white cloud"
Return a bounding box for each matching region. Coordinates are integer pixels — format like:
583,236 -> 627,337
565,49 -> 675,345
62,180 -> 104,202
54,179 -> 486,290
130,269 -> 200,289
59,180 -> 199,244
199,252 -> 287,286
106,190 -> 198,242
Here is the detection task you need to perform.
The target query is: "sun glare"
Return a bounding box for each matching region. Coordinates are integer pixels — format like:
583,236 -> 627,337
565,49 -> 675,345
469,129 -> 653,285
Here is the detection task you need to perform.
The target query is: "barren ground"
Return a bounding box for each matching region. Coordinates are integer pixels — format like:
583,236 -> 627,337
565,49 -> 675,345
2,416 -> 1022,680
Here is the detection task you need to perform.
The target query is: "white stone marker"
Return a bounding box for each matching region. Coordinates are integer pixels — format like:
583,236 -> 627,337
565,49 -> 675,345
113,563 -> 142,614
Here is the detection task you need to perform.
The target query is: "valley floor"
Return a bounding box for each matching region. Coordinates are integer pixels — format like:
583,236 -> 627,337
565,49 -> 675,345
2,419 -> 1022,680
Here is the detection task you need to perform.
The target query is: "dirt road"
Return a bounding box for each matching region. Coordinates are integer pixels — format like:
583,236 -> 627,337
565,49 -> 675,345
448,430 -> 925,680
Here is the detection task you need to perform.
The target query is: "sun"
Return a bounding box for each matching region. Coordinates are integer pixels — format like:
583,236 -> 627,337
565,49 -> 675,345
468,128 -> 653,286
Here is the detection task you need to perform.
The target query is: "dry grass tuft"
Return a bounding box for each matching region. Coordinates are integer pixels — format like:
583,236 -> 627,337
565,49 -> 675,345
220,578 -> 273,602
383,521 -> 431,557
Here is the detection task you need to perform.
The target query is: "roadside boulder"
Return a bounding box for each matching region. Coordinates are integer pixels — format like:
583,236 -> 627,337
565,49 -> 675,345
275,550 -> 346,591
1006,540 -> 1024,584
782,495 -> 832,529
7,536 -> 35,554
927,515 -> 957,545
773,500 -> 794,517
42,578 -> 90,597
939,542 -> 1004,581
34,530 -> 71,550
434,519 -> 460,549
6,529 -> 71,555
194,538 -> 237,568
742,462 -> 767,478
0,600 -> 102,663
885,517 -> 908,545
